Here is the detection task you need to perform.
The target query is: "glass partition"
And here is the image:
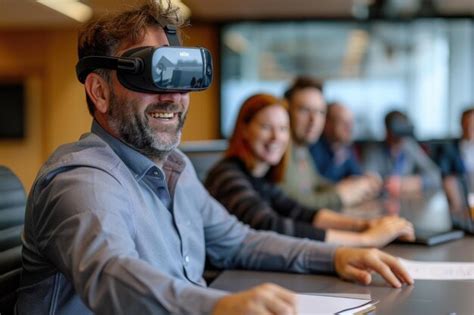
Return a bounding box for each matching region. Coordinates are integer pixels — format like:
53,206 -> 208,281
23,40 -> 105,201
220,19 -> 474,140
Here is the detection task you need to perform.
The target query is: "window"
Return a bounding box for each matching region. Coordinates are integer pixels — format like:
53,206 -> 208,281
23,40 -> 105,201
220,19 -> 474,140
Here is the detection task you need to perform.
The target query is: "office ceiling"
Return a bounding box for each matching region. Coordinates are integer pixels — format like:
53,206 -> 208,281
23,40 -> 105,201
1,0 -> 473,29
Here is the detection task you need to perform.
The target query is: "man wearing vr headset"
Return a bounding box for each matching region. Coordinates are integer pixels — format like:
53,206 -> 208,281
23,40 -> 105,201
17,1 -> 413,314
362,110 -> 441,196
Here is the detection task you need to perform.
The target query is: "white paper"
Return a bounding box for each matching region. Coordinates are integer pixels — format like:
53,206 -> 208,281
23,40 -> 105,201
468,193 -> 474,207
296,293 -> 375,315
400,258 -> 474,280
314,293 -> 372,300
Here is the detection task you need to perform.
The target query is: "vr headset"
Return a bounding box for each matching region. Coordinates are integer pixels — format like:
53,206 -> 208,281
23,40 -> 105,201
76,24 -> 213,93
388,116 -> 414,137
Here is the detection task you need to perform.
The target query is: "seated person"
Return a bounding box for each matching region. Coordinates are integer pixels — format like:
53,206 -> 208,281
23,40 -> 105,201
280,76 -> 382,210
309,102 -> 365,182
15,3 -> 413,314
362,110 -> 442,196
452,107 -> 474,191
435,107 -> 474,194
205,93 -> 414,248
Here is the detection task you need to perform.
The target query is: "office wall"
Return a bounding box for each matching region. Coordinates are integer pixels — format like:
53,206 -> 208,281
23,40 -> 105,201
0,31 -> 49,193
0,24 -> 220,191
182,24 -> 220,141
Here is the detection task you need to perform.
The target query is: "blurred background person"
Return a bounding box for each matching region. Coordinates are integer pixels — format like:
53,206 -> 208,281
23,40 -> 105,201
310,102 -> 364,182
362,110 -> 442,196
456,107 -> 474,191
205,93 -> 414,247
312,101 -> 382,196
280,77 -> 381,210
435,107 -> 474,192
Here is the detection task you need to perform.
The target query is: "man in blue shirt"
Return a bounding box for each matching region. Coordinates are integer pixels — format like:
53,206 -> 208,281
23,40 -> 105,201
16,1 -> 413,314
310,102 -> 364,182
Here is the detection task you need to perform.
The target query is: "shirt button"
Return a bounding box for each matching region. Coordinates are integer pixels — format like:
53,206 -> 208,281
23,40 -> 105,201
153,171 -> 159,176
184,255 -> 190,265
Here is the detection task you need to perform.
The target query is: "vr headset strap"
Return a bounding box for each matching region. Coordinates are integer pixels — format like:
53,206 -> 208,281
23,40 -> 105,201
76,56 -> 141,83
157,17 -> 181,46
163,25 -> 180,46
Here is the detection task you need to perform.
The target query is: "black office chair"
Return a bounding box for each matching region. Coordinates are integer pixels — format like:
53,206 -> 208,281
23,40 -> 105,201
0,166 -> 26,315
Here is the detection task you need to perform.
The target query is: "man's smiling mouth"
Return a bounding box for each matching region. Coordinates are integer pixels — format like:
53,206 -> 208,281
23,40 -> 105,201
148,111 -> 177,120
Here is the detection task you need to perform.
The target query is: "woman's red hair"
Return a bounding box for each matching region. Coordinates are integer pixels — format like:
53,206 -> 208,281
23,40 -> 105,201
225,93 -> 289,183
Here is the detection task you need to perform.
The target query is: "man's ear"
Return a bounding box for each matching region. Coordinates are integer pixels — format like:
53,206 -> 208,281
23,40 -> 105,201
84,73 -> 110,114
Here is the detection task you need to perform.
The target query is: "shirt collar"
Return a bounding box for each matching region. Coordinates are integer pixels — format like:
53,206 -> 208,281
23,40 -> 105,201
91,120 -> 160,181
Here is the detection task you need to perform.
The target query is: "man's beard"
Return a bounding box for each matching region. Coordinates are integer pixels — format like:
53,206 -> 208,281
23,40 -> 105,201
107,91 -> 186,161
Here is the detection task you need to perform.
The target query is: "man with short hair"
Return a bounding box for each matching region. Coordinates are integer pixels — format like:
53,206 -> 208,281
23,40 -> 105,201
16,3 -> 412,314
281,77 -> 381,210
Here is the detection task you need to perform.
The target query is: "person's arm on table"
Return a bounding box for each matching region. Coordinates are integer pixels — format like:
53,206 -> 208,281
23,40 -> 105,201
313,209 -> 415,247
33,167 -> 227,315
335,175 -> 382,206
199,186 -> 413,314
212,283 -> 297,315
334,247 -> 414,288
206,164 -> 327,240
209,247 -> 414,315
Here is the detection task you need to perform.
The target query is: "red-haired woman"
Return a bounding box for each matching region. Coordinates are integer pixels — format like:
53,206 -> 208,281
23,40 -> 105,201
205,93 -> 414,247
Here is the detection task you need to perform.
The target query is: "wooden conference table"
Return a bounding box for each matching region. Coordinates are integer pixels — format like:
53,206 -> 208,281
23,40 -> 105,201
210,192 -> 474,314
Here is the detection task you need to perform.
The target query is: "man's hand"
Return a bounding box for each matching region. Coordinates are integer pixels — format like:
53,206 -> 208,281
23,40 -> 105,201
363,172 -> 383,192
336,181 -> 366,206
385,175 -> 422,197
336,176 -> 382,206
212,283 -> 296,315
362,216 -> 415,247
334,247 -> 414,288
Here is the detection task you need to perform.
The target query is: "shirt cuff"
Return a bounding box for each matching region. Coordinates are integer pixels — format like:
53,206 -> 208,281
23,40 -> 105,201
303,241 -> 339,274
179,285 -> 229,314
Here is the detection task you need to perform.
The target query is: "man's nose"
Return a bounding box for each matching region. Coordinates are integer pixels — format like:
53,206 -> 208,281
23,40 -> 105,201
309,112 -> 318,123
156,92 -> 185,103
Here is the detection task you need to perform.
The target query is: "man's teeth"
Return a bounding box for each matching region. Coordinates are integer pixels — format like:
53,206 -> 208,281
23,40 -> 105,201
150,112 -> 174,119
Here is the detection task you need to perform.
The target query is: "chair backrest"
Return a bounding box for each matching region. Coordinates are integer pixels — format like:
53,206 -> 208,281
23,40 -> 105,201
179,140 -> 227,182
443,174 -> 474,234
0,166 -> 26,315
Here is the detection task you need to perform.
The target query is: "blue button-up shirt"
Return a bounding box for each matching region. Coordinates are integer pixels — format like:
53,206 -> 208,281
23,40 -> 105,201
17,121 -> 337,314
310,136 -> 363,182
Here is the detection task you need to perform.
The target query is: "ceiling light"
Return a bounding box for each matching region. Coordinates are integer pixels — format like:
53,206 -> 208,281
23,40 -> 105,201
37,0 -> 93,23
224,31 -> 249,54
341,29 -> 369,77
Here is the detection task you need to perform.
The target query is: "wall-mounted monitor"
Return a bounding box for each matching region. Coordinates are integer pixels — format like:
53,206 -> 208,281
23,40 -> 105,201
0,82 -> 25,139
